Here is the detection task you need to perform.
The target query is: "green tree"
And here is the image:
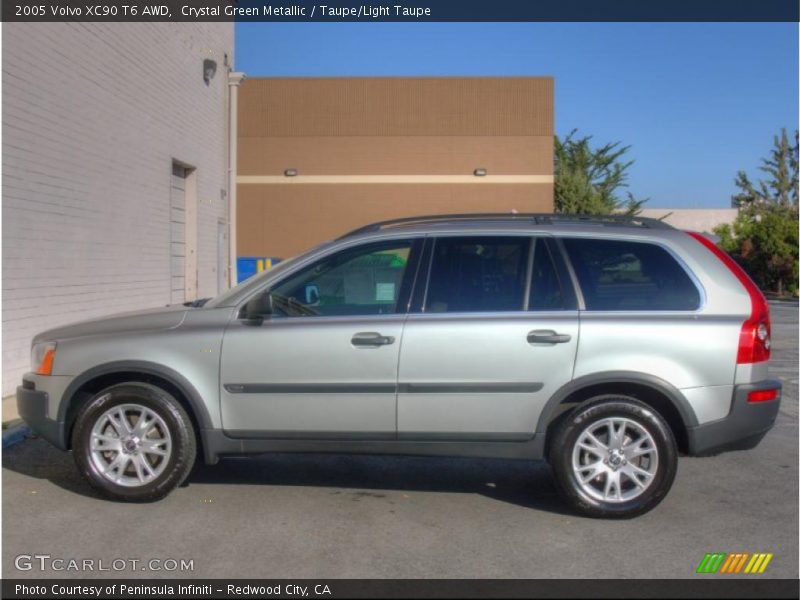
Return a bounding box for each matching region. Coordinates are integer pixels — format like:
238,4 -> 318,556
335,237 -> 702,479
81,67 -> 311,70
731,129 -> 799,207
715,129 -> 799,295
554,130 -> 647,215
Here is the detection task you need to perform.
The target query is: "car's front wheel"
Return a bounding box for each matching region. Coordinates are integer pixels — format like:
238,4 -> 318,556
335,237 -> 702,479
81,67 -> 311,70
72,382 -> 196,501
549,395 -> 678,518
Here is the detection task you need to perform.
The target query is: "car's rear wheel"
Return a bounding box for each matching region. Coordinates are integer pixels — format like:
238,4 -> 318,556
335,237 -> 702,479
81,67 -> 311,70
549,395 -> 678,518
72,382 -> 196,501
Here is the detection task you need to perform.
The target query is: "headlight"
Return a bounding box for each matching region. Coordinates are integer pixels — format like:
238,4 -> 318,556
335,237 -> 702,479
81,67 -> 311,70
31,342 -> 57,375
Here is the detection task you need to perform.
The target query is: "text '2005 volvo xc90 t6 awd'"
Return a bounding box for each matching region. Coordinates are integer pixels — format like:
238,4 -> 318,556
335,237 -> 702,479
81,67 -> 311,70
18,213 -> 782,517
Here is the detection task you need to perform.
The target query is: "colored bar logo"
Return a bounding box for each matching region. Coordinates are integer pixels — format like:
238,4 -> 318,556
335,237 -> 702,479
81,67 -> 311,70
697,552 -> 773,574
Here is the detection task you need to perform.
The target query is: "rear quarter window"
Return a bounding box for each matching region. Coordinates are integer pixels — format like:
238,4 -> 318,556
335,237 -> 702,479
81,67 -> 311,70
562,238 -> 701,311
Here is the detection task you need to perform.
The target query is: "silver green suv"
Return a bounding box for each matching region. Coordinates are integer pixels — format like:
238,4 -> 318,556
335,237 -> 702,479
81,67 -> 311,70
17,214 -> 781,517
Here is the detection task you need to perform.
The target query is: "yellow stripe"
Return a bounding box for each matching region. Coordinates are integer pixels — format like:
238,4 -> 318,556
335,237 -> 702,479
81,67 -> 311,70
734,553 -> 750,574
758,553 -> 773,573
749,554 -> 766,574
744,554 -> 759,573
237,174 -> 554,185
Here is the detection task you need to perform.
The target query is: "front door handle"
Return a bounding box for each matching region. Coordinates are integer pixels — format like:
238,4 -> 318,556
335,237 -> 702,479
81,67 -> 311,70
527,330 -> 572,344
352,332 -> 395,347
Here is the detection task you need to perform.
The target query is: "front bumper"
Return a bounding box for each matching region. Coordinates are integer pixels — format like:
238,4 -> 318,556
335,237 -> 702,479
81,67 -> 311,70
687,379 -> 782,456
16,379 -> 67,449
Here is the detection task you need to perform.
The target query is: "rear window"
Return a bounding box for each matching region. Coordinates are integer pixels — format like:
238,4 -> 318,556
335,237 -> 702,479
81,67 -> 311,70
562,238 -> 701,311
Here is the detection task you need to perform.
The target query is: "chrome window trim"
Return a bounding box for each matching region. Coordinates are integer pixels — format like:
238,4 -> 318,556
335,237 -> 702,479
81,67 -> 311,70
233,230 -> 706,317
553,237 -> 586,311
240,313 -> 409,325
522,238 -> 536,311
405,310 -> 580,321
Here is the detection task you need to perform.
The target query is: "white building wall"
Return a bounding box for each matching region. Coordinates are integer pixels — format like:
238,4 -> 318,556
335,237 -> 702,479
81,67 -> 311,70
638,208 -> 739,233
2,23 -> 234,395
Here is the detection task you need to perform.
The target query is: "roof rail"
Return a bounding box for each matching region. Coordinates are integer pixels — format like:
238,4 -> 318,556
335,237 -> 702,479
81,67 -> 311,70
337,212 -> 674,239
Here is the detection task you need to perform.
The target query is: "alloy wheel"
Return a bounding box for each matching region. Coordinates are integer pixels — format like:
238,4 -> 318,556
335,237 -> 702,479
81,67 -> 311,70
570,417 -> 659,503
89,403 -> 172,487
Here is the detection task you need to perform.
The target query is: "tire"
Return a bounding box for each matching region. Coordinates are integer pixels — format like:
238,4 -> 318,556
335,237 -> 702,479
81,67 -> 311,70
72,382 -> 196,502
549,395 -> 678,518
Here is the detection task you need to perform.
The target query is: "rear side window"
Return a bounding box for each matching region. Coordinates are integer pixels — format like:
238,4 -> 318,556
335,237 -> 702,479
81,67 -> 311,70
425,236 -> 530,313
562,238 -> 701,311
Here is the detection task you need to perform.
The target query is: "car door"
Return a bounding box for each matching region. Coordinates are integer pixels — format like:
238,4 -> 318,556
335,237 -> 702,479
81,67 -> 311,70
220,237 -> 422,438
397,235 -> 580,440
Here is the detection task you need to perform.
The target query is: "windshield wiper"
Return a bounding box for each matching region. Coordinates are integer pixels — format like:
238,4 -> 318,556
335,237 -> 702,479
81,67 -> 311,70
183,298 -> 211,308
270,293 -> 319,317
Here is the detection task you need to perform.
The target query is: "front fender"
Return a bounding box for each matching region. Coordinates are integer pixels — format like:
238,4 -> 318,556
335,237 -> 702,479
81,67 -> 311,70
58,360 -> 215,431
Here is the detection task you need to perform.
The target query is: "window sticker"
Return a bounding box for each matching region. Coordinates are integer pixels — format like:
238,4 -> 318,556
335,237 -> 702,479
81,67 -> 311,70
375,282 -> 396,302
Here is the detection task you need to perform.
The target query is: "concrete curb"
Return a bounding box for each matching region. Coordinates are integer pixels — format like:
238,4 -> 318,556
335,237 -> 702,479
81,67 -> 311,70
766,295 -> 798,305
2,421 -> 31,449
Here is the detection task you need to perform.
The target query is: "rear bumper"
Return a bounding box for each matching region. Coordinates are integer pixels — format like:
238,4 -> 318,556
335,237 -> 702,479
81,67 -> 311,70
16,380 -> 67,450
687,379 -> 782,456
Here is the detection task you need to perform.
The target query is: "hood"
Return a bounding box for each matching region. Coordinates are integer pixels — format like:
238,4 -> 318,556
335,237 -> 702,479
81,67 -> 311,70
32,305 -> 188,344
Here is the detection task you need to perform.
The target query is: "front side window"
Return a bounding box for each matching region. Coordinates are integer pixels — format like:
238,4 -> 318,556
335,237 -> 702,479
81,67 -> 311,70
562,238 -> 701,311
425,236 -> 531,313
269,240 -> 415,317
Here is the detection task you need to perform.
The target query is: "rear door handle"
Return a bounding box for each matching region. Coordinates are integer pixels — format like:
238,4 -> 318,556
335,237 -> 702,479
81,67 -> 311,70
527,330 -> 572,344
352,332 -> 395,347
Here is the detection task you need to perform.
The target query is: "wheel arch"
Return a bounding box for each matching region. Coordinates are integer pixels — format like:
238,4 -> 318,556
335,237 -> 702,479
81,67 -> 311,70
59,361 -> 213,456
537,371 -> 698,456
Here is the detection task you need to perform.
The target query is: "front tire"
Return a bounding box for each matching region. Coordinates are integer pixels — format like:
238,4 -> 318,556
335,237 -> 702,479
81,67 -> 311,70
549,396 -> 678,518
72,382 -> 196,502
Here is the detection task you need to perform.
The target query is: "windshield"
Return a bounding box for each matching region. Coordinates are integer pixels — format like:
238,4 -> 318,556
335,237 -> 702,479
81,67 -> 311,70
203,241 -> 334,308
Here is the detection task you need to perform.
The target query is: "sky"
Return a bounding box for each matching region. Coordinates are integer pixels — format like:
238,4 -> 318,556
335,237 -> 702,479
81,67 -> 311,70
235,23 -> 799,208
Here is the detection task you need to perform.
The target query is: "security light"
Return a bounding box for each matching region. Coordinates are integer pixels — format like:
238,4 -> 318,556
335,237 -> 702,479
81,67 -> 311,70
203,59 -> 217,85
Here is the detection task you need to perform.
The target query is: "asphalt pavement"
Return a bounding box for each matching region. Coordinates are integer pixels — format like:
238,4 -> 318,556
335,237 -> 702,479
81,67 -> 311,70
2,302 -> 797,579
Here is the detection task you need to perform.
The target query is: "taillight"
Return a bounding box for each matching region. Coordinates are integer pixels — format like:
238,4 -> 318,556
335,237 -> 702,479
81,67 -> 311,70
747,388 -> 779,403
687,232 -> 771,364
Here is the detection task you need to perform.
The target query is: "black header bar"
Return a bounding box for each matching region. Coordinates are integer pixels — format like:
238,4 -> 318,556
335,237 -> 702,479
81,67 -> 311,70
3,0 -> 799,23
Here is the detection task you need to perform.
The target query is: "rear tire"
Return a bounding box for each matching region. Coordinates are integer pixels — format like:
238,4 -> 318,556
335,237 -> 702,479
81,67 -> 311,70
72,382 -> 196,502
549,395 -> 678,518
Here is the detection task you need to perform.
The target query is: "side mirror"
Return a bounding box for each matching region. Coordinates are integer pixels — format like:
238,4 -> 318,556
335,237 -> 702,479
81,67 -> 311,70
304,283 -> 320,306
243,292 -> 273,322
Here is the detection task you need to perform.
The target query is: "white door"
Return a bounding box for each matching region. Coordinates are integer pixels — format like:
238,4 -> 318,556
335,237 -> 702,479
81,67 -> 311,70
169,163 -> 187,304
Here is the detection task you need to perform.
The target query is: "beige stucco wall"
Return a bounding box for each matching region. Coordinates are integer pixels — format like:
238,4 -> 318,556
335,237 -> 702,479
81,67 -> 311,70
237,77 -> 554,258
637,208 -> 739,233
